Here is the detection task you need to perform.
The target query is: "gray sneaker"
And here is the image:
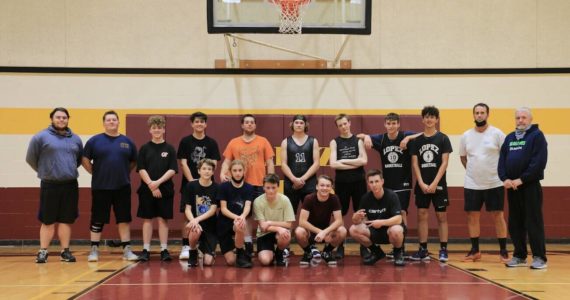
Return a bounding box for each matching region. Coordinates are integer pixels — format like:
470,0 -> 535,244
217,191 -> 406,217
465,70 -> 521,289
87,246 -> 99,262
530,256 -> 547,269
123,246 -> 139,261
505,257 -> 527,267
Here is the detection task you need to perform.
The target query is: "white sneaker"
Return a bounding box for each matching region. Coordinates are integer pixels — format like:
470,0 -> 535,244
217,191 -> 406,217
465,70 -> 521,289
179,245 -> 190,260
310,245 -> 321,259
123,246 -> 139,261
87,246 -> 99,262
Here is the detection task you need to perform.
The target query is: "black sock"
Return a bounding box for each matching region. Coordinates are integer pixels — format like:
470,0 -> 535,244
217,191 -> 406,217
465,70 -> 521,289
91,241 -> 100,247
323,244 -> 334,253
303,245 -> 312,253
121,241 -> 131,249
440,242 -> 448,250
182,238 -> 190,246
498,238 -> 507,251
471,237 -> 479,251
368,244 -> 379,252
393,247 -> 403,254
420,242 -> 428,250
63,248 -> 70,252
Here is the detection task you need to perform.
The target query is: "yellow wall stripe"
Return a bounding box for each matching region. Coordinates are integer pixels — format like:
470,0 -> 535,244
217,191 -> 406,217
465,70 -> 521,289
2,108 -> 569,135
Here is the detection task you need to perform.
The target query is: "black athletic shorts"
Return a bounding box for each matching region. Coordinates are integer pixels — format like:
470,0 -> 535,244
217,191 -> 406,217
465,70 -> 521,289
137,191 -> 174,220
198,230 -> 218,257
257,232 -> 278,252
91,185 -> 132,224
395,190 -> 411,213
369,227 -> 390,245
464,186 -> 505,212
335,180 -> 367,216
284,179 -> 316,214
38,180 -> 79,225
218,232 -> 235,255
415,189 -> 449,212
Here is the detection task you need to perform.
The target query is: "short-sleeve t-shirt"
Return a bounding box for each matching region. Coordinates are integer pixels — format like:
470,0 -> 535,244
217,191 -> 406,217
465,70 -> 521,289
301,193 -> 342,230
409,132 -> 453,191
83,133 -> 137,190
370,131 -> 415,191
136,141 -> 178,197
253,193 -> 296,237
358,189 -> 402,223
459,126 -> 505,190
177,135 -> 221,191
183,180 -> 218,233
223,135 -> 275,186
216,181 -> 254,234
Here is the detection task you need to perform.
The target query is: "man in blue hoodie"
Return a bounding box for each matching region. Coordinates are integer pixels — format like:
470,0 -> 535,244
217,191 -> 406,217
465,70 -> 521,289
498,107 -> 548,269
26,107 -> 83,263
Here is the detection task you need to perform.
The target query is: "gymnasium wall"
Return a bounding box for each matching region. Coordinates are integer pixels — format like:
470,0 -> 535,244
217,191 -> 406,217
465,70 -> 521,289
1,1 -> 569,240
1,74 -> 569,240
1,1 -> 570,68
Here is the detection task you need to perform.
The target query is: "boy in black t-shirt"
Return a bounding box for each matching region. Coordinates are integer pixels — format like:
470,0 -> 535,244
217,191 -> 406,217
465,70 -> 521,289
177,112 -> 221,260
329,113 -> 368,259
184,159 -> 219,267
409,106 -> 453,262
137,116 -> 178,262
217,160 -> 253,268
350,169 -> 405,266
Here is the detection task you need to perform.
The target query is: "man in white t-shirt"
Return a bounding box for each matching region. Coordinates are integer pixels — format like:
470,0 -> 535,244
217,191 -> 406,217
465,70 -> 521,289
459,103 -> 509,262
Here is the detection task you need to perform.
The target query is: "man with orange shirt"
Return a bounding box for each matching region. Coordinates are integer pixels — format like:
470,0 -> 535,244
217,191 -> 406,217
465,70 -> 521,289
220,114 -> 275,256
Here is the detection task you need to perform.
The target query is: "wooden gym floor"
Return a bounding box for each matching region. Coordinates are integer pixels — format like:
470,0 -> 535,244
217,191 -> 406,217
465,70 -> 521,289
0,243 -> 568,300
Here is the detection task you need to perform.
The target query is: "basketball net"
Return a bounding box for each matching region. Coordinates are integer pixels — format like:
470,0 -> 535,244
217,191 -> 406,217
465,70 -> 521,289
269,0 -> 311,34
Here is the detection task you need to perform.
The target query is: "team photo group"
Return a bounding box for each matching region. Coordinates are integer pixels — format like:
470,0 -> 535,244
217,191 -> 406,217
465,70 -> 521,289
26,104 -> 548,270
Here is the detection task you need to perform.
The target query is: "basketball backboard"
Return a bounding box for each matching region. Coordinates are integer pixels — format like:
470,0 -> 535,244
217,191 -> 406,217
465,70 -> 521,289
207,0 -> 371,34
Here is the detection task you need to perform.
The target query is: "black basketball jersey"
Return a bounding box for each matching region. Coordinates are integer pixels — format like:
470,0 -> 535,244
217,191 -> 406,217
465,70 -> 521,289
286,136 -> 316,182
334,135 -> 365,183
409,131 -> 453,191
375,132 -> 412,191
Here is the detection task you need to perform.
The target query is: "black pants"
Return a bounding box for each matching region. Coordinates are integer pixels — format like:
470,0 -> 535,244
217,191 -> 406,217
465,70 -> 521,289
507,181 -> 547,261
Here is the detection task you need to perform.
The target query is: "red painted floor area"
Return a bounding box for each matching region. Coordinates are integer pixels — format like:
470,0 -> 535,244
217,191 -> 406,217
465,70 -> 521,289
78,257 -> 528,300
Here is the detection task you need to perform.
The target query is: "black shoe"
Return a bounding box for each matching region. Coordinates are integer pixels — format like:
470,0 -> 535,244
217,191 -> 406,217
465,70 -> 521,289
363,246 -> 386,265
300,251 -> 312,265
36,250 -> 48,263
160,249 -> 172,262
360,245 -> 371,259
245,242 -> 254,258
236,248 -> 253,268
274,249 -> 286,266
335,244 -> 344,259
139,249 -> 150,262
188,249 -> 198,267
60,249 -> 76,262
322,251 -> 337,265
386,250 -> 394,259
394,250 -> 405,267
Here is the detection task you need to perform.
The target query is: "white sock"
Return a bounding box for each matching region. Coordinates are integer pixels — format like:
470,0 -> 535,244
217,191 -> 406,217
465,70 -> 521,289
143,244 -> 151,251
244,236 -> 253,243
161,244 -> 168,251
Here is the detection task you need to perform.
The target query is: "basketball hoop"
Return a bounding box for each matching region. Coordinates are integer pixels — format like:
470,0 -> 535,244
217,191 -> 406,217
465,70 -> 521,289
269,0 -> 311,34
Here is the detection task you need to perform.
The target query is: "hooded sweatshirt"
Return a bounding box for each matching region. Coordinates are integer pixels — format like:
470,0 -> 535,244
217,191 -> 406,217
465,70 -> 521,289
498,124 -> 547,185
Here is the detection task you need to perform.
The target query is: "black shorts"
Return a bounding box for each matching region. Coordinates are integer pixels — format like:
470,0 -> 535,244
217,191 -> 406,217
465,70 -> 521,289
394,190 -> 411,213
199,230 -> 218,257
257,232 -> 278,252
369,227 -> 390,245
284,180 -> 315,214
91,185 -> 132,224
415,189 -> 449,212
38,180 -> 79,225
137,192 -> 174,220
218,232 -> 235,254
464,187 -> 505,212
179,184 -> 187,213
335,179 -> 367,216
